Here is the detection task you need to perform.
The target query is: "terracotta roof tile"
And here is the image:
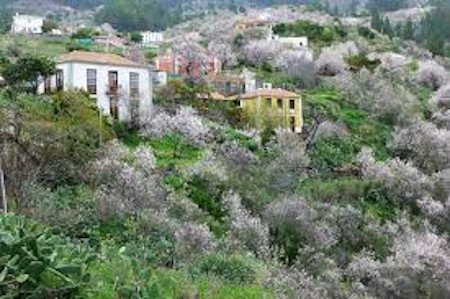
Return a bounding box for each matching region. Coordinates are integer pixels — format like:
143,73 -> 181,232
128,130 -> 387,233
197,91 -> 234,101
58,51 -> 145,68
238,89 -> 299,99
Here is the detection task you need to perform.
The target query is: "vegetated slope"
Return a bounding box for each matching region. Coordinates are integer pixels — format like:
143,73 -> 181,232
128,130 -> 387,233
1,2 -> 450,299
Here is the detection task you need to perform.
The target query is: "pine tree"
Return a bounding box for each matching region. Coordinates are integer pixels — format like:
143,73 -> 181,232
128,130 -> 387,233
403,19 -> 415,40
382,17 -> 394,37
370,10 -> 383,32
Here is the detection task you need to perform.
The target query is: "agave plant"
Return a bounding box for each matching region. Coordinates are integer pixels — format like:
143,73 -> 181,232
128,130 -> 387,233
0,215 -> 92,298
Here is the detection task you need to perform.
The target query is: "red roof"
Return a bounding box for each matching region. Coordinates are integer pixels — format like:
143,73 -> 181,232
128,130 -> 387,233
58,51 -> 146,68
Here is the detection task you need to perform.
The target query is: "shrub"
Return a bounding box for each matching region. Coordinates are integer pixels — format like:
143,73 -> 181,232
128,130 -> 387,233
298,177 -> 381,204
389,121 -> 450,173
311,137 -> 359,172
316,48 -> 346,76
273,21 -> 346,44
23,184 -> 97,240
174,222 -> 216,261
347,226 -> 450,298
345,53 -> 381,72
90,140 -> 164,219
149,133 -> 202,167
190,254 -> 257,284
223,192 -> 270,259
416,60 -> 448,91
142,106 -> 211,146
265,197 -> 339,264
357,147 -> 435,207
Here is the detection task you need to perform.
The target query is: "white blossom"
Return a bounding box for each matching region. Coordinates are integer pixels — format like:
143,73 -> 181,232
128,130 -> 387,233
174,222 -> 215,259
91,140 -> 163,219
243,40 -> 283,66
223,192 -> 270,258
142,106 -> 210,145
316,48 -> 347,76
389,121 -> 450,172
416,60 -> 448,91
357,147 -> 434,204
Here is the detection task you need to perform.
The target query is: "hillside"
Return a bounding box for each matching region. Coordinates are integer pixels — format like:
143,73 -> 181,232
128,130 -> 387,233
1,1 -> 450,298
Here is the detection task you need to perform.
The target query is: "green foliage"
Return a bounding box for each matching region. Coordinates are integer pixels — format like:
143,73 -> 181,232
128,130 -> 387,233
42,20 -> 58,33
53,0 -> 104,8
367,0 -> 407,12
71,28 -> 98,39
164,173 -> 185,191
345,53 -> 381,72
253,67 -> 298,90
219,127 -> 259,152
130,31 -> 143,43
357,26 -> 376,39
273,20 -> 347,45
83,244 -> 269,299
304,87 -> 392,166
0,91 -> 112,193
0,215 -> 92,298
156,80 -> 242,126
311,137 -> 359,171
96,0 -> 185,31
187,176 -> 225,225
190,254 -> 258,284
0,0 -> 12,33
372,1 -> 450,56
299,177 -> 381,204
26,185 -> 98,241
1,54 -> 56,93
149,134 -> 202,167
145,49 -> 158,62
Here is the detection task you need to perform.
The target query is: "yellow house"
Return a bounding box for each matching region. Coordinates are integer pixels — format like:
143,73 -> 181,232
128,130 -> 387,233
235,88 -> 303,133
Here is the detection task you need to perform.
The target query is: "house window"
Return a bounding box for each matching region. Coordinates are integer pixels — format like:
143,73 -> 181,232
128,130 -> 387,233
130,72 -> 139,98
87,69 -> 97,95
290,116 -> 296,132
55,69 -> 64,91
44,77 -> 51,94
108,71 -> 118,93
277,99 -> 283,109
225,82 -> 231,94
290,99 -> 295,110
266,98 -> 272,107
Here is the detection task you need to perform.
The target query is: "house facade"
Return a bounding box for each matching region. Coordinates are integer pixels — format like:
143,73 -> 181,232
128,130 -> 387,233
271,35 -> 309,48
206,69 -> 256,97
156,49 -> 221,78
235,88 -> 303,133
141,31 -> 164,45
39,51 -> 152,125
11,13 -> 44,34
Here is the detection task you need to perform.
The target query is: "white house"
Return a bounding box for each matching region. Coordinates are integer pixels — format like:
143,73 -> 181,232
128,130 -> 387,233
153,70 -> 168,86
39,51 -> 153,125
268,30 -> 309,48
11,13 -> 44,34
141,31 -> 164,45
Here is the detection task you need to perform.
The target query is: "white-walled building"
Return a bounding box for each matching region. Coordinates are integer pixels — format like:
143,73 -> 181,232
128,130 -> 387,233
11,13 -> 44,34
153,71 -> 168,86
39,51 -> 153,124
141,31 -> 164,45
268,30 -> 309,48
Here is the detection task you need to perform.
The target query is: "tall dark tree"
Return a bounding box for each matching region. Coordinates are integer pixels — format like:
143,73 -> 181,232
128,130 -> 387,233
2,55 -> 56,94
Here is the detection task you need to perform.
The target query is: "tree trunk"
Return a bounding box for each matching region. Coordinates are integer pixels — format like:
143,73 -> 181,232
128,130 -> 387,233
0,162 -> 6,214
